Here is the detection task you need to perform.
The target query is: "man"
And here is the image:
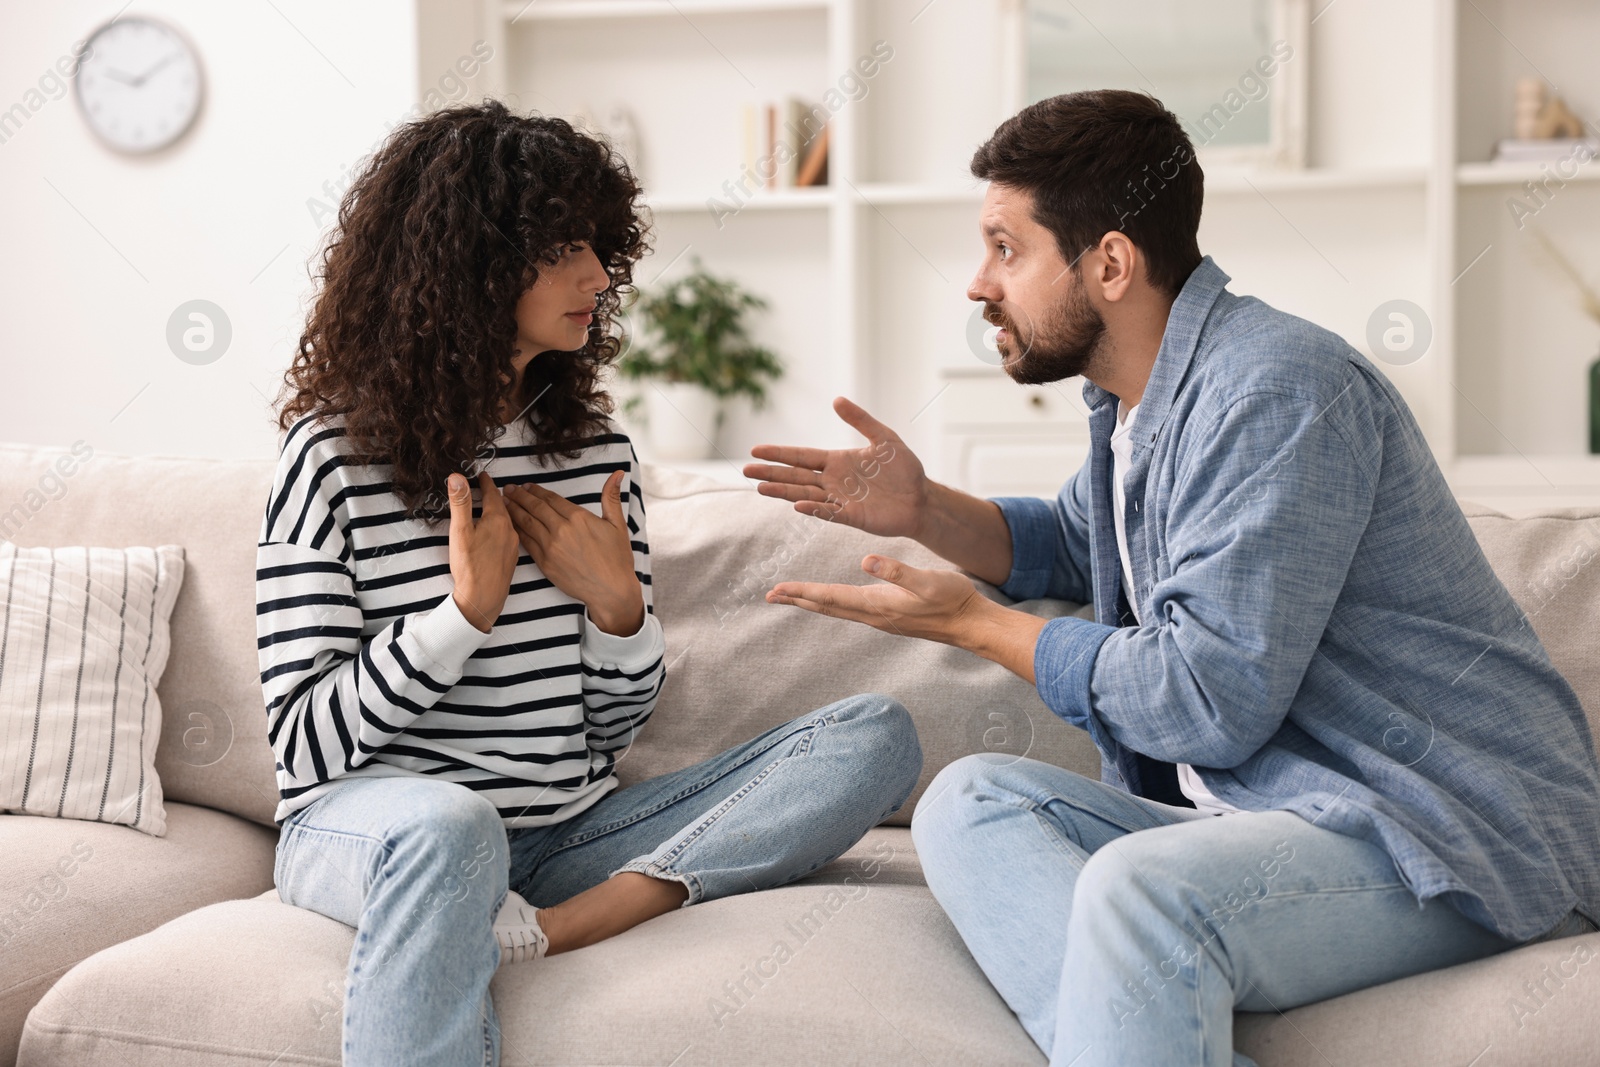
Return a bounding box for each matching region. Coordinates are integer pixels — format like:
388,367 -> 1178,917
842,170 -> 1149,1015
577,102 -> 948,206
743,89 -> 1600,1066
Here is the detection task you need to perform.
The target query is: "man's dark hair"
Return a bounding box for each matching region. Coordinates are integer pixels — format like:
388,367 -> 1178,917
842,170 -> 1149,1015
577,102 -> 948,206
971,89 -> 1203,298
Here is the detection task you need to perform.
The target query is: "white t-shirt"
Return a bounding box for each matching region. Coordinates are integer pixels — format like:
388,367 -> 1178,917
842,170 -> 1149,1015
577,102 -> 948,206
1111,399 -> 1239,816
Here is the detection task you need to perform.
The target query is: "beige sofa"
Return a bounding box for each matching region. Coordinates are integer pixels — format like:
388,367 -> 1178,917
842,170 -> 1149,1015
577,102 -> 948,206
3,440 -> 1599,1067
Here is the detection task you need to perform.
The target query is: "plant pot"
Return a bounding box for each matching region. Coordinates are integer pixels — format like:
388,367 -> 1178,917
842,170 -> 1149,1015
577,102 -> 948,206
645,381 -> 721,461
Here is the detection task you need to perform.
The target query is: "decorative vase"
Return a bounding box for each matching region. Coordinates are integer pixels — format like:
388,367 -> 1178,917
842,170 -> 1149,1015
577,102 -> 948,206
1590,349 -> 1600,455
644,380 -> 720,462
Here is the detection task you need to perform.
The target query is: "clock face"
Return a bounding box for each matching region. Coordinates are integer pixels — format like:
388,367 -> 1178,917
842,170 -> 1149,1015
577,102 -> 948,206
75,16 -> 203,153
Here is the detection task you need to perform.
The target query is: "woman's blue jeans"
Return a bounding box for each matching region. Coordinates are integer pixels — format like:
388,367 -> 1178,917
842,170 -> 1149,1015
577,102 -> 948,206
272,692 -> 922,1067
910,752 -> 1598,1067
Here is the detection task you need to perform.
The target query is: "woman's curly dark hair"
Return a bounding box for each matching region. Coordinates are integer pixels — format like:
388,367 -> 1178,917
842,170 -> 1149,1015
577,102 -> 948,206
276,99 -> 650,520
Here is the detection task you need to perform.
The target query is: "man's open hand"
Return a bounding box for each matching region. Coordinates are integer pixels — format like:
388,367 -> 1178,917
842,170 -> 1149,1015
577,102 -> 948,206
765,554 -> 987,644
744,396 -> 927,537
768,554 -> 1049,682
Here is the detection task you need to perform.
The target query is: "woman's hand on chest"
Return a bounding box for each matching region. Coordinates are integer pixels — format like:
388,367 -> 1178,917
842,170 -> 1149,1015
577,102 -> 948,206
502,471 -> 646,637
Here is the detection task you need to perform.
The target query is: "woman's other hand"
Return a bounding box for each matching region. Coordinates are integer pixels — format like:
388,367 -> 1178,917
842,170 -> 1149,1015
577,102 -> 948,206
503,471 -> 645,637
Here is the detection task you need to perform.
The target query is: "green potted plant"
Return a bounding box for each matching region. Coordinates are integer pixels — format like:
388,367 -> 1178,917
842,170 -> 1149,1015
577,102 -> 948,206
617,257 -> 784,461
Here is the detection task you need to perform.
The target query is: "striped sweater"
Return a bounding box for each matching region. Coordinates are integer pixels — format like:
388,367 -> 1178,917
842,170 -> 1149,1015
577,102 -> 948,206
255,413 -> 665,828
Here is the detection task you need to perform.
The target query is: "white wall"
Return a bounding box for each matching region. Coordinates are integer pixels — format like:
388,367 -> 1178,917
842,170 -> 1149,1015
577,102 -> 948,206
0,1 -> 420,461
4,0 -> 1558,482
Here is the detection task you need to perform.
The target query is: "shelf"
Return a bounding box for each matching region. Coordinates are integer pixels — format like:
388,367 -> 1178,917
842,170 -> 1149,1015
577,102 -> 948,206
643,187 -> 832,213
853,183 -> 985,206
504,0 -> 830,21
848,172 -> 1428,205
1457,162 -> 1600,187
645,184 -> 993,211
645,172 -> 1430,214
1205,167 -> 1429,194
940,364 -> 1014,379
1451,454 -> 1600,488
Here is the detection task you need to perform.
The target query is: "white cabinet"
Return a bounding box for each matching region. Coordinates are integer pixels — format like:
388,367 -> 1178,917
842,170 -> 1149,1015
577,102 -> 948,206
936,367 -> 1089,497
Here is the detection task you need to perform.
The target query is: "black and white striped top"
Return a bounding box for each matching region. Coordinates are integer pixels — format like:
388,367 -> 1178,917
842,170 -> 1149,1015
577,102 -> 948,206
255,413 -> 665,828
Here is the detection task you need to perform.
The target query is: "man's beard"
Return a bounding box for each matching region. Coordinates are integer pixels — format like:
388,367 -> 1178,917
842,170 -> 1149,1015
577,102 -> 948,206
986,279 -> 1106,386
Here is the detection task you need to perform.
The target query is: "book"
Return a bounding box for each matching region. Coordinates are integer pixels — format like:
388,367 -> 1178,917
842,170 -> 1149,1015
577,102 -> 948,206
796,122 -> 829,187
764,103 -> 777,190
741,102 -> 758,186
741,96 -> 829,192
781,96 -> 814,187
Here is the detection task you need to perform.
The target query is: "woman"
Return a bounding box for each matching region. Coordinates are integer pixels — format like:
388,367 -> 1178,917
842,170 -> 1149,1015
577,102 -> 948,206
258,99 -> 921,1067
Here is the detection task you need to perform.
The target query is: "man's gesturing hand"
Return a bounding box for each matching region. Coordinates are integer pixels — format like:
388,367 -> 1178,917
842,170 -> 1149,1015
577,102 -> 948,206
766,554 -> 1048,683
766,555 -> 983,645
448,471 -> 520,634
744,396 -> 928,538
503,471 -> 645,637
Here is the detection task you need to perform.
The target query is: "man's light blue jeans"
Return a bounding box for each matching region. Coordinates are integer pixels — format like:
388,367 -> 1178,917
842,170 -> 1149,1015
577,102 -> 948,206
272,693 -> 921,1067
911,752 -> 1597,1067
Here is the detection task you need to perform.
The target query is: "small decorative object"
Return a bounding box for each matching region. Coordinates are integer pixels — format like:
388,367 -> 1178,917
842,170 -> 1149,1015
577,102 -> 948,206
1494,81 -> 1595,164
1513,77 -> 1544,140
1528,228 -> 1600,454
75,15 -> 204,154
570,103 -> 643,182
603,102 -> 643,182
1527,83 -> 1586,140
617,257 -> 783,462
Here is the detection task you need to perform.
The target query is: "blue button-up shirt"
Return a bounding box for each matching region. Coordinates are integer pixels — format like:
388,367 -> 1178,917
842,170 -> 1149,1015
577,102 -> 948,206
992,256 -> 1600,943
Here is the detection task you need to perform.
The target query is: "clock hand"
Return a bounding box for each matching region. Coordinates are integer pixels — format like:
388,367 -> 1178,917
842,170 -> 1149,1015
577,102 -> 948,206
131,52 -> 183,88
102,68 -> 140,85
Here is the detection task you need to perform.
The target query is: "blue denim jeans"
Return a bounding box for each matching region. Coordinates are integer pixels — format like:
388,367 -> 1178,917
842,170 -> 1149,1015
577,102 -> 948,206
272,692 -> 921,1067
910,753 -> 1598,1067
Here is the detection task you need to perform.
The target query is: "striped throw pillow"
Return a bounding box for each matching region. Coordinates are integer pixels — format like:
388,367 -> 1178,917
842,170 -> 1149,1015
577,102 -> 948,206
0,544 -> 184,836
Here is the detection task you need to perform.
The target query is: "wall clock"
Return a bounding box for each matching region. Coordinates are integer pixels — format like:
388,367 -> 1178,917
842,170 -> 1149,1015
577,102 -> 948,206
75,16 -> 204,154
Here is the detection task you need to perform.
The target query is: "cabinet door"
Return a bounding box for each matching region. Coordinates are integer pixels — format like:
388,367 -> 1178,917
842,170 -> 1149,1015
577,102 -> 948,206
952,437 -> 1089,497
942,376 -> 1091,428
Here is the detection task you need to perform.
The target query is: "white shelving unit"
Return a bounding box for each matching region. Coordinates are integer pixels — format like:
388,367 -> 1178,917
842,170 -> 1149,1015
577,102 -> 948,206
482,0 -> 864,478
1444,0 -> 1600,510
465,0 -> 1600,510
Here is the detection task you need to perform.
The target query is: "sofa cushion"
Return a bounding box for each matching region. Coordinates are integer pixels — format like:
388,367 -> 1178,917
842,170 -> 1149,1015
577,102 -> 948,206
0,543 -> 186,837
18,828 -> 1053,1067
21,819 -> 1600,1067
0,803 -> 277,1067
0,445 -> 283,829
624,466 -> 1101,825
1233,928 -> 1600,1066
0,443 -> 1102,833
3,436 -> 1588,847
1462,502 -> 1600,746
